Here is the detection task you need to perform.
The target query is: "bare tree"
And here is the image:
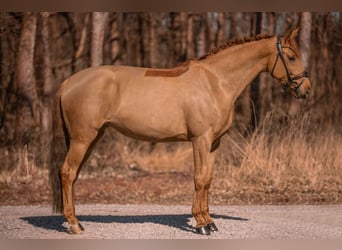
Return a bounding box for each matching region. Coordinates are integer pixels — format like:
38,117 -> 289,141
36,12 -> 55,166
208,13 -> 216,49
91,12 -> 108,67
40,12 -> 54,134
74,13 -> 90,71
186,14 -> 195,59
123,13 -> 143,66
299,12 -> 312,69
169,12 -> 188,64
110,13 -> 122,65
149,13 -> 159,67
16,12 -> 41,140
180,12 -> 188,61
229,12 -> 241,38
0,12 -> 14,136
217,12 -> 227,45
196,14 -> 207,57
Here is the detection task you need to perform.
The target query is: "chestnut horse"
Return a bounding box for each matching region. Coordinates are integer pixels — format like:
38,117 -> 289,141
50,28 -> 311,235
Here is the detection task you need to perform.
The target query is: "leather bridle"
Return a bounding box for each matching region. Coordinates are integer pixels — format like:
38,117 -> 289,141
271,35 -> 309,96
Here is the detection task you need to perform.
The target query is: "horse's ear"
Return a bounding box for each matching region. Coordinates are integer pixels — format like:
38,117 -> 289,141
284,27 -> 300,42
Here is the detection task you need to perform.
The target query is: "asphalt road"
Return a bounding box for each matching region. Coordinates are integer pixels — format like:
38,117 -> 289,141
0,204 -> 341,239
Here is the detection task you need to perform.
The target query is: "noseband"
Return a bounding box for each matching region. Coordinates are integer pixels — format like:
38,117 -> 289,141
271,35 -> 308,95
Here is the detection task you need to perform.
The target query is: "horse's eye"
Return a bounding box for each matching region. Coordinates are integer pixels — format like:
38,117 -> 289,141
288,56 -> 296,61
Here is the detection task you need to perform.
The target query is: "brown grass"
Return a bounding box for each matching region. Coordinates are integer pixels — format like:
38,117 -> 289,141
212,112 -> 342,204
0,111 -> 341,205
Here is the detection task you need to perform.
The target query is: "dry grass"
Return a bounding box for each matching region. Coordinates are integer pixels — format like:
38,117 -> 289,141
1,111 -> 341,205
78,131 -> 194,178
0,144 -> 48,184
213,112 -> 342,204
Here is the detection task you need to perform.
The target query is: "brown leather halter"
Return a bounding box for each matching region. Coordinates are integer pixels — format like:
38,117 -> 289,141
271,35 -> 308,96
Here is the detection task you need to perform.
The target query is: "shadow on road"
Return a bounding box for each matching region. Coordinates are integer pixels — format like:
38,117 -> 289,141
21,213 -> 248,234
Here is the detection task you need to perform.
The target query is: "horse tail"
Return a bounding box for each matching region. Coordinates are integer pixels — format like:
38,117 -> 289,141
49,79 -> 70,214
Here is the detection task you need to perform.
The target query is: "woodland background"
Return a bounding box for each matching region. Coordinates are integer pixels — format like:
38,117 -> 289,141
0,12 -> 341,205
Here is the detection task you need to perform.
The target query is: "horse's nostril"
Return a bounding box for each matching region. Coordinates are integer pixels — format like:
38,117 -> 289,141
305,89 -> 310,98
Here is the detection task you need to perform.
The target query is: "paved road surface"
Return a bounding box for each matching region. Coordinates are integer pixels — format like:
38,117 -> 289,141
0,205 -> 341,239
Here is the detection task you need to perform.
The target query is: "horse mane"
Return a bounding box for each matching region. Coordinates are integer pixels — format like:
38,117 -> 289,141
198,34 -> 274,60
144,34 -> 274,78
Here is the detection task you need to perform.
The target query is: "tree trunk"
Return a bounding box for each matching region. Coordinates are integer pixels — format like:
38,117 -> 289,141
91,12 -> 108,67
0,13 -> 12,132
168,12 -> 188,65
73,13 -> 90,71
196,14 -> 207,58
16,12 -> 41,144
217,12 -> 227,45
138,13 -> 150,67
208,13 -> 216,49
149,13 -> 159,67
186,14 -> 195,60
299,12 -> 312,69
230,12 -> 241,38
110,13 -> 122,65
123,13 -> 142,66
180,12 -> 188,62
37,12 -> 55,166
40,12 -> 54,134
169,13 -> 180,66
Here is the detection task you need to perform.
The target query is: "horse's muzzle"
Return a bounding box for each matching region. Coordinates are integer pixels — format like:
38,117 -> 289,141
295,78 -> 311,99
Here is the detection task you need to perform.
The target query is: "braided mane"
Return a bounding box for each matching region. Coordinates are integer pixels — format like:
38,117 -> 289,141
144,34 -> 274,77
199,34 -> 274,60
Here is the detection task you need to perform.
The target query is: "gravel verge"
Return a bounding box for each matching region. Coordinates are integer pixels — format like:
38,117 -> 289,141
1,205 -> 341,239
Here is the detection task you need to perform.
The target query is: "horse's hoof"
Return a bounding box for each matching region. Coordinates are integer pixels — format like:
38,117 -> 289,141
207,222 -> 218,232
196,225 -> 211,235
67,223 -> 84,234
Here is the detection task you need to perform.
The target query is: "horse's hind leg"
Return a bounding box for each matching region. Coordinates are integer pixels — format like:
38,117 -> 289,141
60,131 -> 97,234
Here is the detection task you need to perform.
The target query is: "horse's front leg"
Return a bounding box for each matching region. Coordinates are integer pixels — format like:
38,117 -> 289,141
191,133 -> 218,235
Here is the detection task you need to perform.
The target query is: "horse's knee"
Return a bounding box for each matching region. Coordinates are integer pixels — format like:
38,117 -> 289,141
194,176 -> 212,191
60,160 -> 78,182
60,169 -> 75,183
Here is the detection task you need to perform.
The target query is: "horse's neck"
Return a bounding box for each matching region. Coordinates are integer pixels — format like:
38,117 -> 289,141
202,37 -> 275,101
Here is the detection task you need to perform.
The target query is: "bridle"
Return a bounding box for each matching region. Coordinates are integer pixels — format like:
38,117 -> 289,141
271,35 -> 309,96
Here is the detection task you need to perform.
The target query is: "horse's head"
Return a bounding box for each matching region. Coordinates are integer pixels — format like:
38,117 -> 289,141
269,28 -> 311,99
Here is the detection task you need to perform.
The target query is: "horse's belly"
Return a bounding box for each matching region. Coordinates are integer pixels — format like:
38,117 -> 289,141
109,108 -> 189,142
112,121 -> 189,142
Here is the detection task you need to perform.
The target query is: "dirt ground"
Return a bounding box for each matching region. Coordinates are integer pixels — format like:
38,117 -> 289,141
1,169 -> 341,207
